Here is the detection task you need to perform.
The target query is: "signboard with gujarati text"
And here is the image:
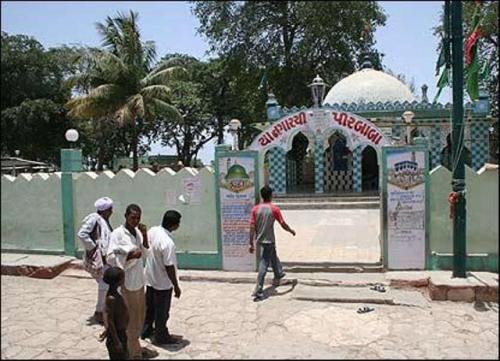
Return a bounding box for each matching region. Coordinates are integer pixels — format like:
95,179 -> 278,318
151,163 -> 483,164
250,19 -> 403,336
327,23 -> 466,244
382,146 -> 429,270
217,154 -> 258,271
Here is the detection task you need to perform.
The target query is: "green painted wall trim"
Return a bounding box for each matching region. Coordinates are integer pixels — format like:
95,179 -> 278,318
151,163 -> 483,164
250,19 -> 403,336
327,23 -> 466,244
177,252 -> 221,270
61,173 -> 76,256
428,253 -> 498,272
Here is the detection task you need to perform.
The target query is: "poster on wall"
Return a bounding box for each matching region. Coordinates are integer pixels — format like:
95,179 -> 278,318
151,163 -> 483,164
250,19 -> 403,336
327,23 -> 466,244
218,156 -> 256,271
385,149 -> 426,269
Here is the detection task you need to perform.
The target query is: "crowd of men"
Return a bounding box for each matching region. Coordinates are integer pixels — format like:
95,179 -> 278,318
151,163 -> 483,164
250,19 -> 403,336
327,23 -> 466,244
76,185 -> 295,359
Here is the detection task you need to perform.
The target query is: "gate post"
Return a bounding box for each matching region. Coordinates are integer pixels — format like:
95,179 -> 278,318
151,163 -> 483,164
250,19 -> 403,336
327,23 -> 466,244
314,136 -> 324,193
60,148 -> 82,256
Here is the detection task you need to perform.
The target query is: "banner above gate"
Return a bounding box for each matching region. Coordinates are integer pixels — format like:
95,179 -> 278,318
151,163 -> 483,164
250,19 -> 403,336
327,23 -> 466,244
248,108 -> 391,153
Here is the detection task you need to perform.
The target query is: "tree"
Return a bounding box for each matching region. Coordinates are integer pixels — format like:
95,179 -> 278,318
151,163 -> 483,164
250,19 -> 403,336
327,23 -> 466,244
1,99 -> 75,163
191,1 -> 386,108
66,11 -> 185,170
1,32 -> 84,161
156,55 -> 218,166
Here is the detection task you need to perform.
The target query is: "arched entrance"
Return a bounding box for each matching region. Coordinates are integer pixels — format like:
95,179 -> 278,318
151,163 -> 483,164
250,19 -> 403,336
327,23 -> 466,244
324,131 -> 353,193
361,145 -> 379,192
287,132 -> 314,193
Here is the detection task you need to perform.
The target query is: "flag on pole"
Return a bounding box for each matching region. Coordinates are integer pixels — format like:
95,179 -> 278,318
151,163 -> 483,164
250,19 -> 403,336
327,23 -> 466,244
433,0 -> 451,103
464,1 -> 483,101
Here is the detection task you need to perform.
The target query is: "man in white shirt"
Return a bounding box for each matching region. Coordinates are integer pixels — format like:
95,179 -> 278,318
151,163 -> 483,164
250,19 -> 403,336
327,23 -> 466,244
106,204 -> 156,360
142,210 -> 182,345
77,196 -> 114,325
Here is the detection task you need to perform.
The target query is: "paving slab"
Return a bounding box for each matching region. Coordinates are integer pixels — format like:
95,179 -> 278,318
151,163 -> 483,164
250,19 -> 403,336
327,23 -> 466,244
1,253 -> 75,279
428,271 -> 498,302
292,284 -> 430,308
385,271 -> 430,288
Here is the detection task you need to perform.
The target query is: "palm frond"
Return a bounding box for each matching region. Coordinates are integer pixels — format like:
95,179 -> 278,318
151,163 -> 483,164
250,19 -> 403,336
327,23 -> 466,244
141,66 -> 187,86
140,85 -> 172,101
152,99 -> 183,122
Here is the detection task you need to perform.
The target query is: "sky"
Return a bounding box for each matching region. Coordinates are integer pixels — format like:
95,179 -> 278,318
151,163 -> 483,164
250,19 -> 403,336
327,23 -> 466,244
1,1 -> 450,164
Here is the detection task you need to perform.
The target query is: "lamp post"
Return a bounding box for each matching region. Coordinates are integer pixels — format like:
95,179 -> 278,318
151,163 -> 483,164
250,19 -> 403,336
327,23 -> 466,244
402,111 -> 415,145
228,118 -> 242,151
61,128 -> 82,256
308,75 -> 327,108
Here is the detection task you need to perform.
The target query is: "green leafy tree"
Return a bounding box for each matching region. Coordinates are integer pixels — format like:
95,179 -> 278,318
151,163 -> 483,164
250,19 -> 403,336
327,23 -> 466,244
67,11 -> 185,170
1,32 -> 84,161
191,1 -> 386,108
1,99 -> 75,163
156,54 -> 217,165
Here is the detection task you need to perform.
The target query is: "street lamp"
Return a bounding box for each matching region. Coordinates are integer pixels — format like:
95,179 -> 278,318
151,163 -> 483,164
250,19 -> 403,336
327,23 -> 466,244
228,118 -> 242,151
308,74 -> 327,108
61,128 -> 82,257
14,149 -> 20,157
402,111 -> 415,145
65,129 -> 79,146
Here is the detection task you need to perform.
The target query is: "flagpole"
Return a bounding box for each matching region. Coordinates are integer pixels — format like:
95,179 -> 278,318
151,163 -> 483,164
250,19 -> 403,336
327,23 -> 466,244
450,0 -> 467,278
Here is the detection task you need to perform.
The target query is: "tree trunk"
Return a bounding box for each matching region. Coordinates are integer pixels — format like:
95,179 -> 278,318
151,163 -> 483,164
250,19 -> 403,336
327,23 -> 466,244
132,136 -> 138,171
217,116 -> 225,144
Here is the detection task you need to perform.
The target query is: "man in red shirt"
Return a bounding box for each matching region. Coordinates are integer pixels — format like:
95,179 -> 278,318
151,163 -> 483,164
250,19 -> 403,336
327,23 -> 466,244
249,186 -> 296,300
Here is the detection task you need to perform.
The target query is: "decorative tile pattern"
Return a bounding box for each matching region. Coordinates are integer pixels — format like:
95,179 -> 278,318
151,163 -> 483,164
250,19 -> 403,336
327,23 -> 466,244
324,146 -> 353,192
269,147 -> 286,194
352,146 -> 363,193
471,121 -> 490,171
431,123 -> 442,169
314,137 -> 324,193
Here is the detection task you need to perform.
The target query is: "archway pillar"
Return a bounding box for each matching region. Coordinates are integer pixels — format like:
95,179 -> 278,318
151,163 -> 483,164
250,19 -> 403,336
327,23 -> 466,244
353,146 -> 363,193
314,136 -> 324,193
269,147 -> 287,195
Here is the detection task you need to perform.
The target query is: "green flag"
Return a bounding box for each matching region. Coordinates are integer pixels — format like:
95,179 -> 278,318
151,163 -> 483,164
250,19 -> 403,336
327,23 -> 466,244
465,46 -> 480,101
433,67 -> 449,104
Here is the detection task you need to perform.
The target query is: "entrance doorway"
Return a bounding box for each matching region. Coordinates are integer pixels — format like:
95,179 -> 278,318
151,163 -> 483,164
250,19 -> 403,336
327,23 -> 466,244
361,146 -> 379,192
324,131 -> 353,193
286,132 -> 314,193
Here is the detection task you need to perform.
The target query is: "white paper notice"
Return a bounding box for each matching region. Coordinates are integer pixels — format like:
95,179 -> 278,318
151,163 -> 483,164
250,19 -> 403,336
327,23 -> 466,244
183,178 -> 201,205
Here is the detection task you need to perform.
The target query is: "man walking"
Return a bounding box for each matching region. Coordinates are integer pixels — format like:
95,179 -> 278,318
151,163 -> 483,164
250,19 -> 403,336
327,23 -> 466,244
249,186 -> 296,300
77,196 -> 114,325
106,204 -> 156,360
142,210 -> 182,345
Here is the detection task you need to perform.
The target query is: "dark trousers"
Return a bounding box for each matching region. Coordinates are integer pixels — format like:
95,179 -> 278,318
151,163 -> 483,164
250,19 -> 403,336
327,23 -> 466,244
256,243 -> 283,292
142,286 -> 173,340
106,328 -> 128,360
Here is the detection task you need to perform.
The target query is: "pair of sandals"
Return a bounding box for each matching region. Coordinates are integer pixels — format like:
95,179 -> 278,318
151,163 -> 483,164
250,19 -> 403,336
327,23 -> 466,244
370,283 -> 386,293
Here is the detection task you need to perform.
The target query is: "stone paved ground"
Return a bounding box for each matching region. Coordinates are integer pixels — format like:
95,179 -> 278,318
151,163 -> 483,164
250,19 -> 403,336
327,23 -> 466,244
1,273 -> 498,359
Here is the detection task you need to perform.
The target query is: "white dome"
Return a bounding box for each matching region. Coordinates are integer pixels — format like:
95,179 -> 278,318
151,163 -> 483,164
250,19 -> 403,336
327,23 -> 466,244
323,68 -> 416,105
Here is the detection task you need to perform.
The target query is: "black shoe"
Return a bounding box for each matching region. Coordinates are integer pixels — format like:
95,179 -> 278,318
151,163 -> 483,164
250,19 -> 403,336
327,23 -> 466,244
141,327 -> 154,340
152,334 -> 181,345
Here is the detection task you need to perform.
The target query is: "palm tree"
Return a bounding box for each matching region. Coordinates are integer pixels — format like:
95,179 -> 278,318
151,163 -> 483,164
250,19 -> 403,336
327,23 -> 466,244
67,11 -> 185,170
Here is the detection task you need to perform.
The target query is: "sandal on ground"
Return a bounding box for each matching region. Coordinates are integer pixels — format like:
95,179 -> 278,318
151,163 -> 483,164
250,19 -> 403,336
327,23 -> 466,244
357,306 -> 375,314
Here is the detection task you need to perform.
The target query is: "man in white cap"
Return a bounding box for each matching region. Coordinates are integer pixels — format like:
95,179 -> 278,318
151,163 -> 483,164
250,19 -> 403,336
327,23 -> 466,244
77,196 -> 114,325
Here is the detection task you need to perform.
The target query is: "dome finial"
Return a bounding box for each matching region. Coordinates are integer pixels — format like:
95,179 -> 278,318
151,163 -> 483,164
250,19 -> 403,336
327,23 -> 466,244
360,22 -> 373,70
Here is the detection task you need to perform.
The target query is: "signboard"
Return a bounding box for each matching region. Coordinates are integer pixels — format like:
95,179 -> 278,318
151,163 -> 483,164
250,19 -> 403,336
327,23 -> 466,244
382,146 -> 428,270
217,154 -> 258,271
248,109 -> 390,153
